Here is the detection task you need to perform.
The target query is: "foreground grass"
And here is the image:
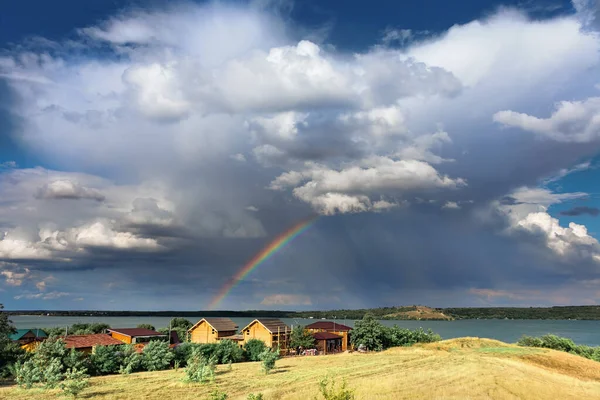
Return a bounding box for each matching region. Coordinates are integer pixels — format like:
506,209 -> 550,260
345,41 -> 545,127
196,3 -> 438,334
2,338 -> 600,399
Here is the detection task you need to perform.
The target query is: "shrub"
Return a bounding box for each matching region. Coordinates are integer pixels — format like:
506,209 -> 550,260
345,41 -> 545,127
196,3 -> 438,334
290,326 -> 316,350
137,324 -> 156,331
198,343 -> 219,360
247,394 -> 264,400
350,313 -> 386,351
185,346 -> 217,383
0,341 -> 26,378
243,339 -> 267,361
385,326 -> 441,348
173,342 -> 201,367
60,367 -> 89,398
91,345 -> 122,375
209,389 -> 228,400
142,341 -> 173,371
317,375 -> 355,400
259,348 -> 279,375
517,334 -> 600,363
15,339 -> 68,389
119,345 -> 141,375
216,339 -> 243,364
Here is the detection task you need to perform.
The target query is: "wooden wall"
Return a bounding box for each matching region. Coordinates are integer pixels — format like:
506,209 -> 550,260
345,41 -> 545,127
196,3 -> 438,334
189,321 -> 218,344
110,331 -> 132,344
242,322 -> 290,349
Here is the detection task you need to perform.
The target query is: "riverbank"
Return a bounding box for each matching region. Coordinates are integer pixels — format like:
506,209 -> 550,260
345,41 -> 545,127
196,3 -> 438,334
2,338 -> 600,399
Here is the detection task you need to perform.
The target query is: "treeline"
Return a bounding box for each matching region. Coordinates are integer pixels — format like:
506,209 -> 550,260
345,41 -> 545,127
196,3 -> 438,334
518,334 -> 600,362
5,305 -> 600,320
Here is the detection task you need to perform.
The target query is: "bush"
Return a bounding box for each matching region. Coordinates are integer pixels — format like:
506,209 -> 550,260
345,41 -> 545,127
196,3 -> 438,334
119,345 -> 141,375
318,375 -> 355,400
247,394 -> 264,400
517,334 -> 600,363
184,346 -> 217,384
385,326 -> 441,348
60,367 -> 89,399
216,339 -> 243,364
209,389 -> 228,400
350,314 -> 386,351
137,324 -> 156,331
0,342 -> 26,378
15,339 -> 68,389
91,345 -> 123,375
142,341 -> 173,371
290,326 -> 316,350
173,342 -> 202,367
243,339 -> 267,361
259,348 -> 279,375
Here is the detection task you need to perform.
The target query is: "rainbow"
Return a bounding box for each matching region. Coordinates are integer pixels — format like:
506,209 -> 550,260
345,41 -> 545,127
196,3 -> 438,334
208,215 -> 318,310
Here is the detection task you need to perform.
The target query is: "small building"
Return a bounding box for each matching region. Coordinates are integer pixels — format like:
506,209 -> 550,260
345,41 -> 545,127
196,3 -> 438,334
62,334 -> 124,354
107,328 -> 168,344
188,317 -> 239,344
305,321 -> 352,351
241,318 -> 290,350
10,329 -> 48,345
312,331 -> 343,355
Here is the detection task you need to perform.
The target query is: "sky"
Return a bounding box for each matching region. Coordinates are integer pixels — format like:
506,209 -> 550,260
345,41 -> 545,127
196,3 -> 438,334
1,0 -> 600,311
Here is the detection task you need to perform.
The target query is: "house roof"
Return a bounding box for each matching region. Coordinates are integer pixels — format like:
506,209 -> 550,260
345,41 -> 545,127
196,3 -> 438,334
241,318 -> 290,334
107,328 -> 166,337
305,321 -> 352,331
62,334 -> 123,349
220,334 -> 244,341
312,332 -> 343,340
9,328 -> 48,341
189,317 -> 238,332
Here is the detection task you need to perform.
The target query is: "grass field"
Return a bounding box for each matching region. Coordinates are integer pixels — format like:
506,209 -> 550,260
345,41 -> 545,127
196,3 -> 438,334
2,338 -> 600,399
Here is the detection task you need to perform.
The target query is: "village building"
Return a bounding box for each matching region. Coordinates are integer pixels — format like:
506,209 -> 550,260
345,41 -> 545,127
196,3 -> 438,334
106,328 -> 168,344
188,317 -> 240,344
62,334 -> 123,354
241,318 -> 290,350
305,321 -> 352,351
9,329 -> 47,345
312,331 -> 343,355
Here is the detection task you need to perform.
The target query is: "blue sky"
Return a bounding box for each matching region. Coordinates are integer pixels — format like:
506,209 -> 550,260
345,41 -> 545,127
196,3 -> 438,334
1,0 -> 600,310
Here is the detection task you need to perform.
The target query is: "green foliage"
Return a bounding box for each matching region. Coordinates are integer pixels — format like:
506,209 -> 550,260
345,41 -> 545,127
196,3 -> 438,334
216,339 -> 243,364
91,345 -> 122,375
247,394 -> 264,400
184,346 -> 217,384
59,367 -> 89,398
290,326 -> 316,350
64,348 -> 89,371
259,348 -> 279,375
209,389 -> 228,400
1,342 -> 26,378
142,340 -> 173,371
243,339 -> 268,361
137,324 -> 156,331
385,326 -> 441,347
119,344 -> 141,375
170,318 -> 193,330
15,339 -> 68,389
517,334 -> 600,362
317,375 -> 355,400
46,323 -> 110,337
350,313 -> 386,351
0,303 -> 18,377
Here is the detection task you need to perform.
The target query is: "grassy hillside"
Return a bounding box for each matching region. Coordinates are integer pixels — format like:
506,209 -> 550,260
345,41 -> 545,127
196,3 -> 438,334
2,338 -> 600,399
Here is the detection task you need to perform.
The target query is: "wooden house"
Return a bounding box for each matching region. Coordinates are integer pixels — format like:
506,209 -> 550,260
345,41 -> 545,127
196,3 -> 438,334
10,329 -> 47,345
106,328 -> 167,344
188,317 -> 240,344
241,318 -> 290,350
62,334 -> 123,354
305,321 -> 352,351
312,332 -> 343,355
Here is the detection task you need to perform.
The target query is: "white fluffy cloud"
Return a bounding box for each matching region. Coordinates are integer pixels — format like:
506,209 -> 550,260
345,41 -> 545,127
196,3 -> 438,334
36,180 -> 105,201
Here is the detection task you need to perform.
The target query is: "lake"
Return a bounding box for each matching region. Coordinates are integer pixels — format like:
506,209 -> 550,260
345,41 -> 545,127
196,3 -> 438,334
9,315 -> 600,346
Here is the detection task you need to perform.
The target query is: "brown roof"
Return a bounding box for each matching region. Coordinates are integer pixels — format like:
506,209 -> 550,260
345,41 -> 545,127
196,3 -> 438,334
305,321 -> 352,331
189,317 -> 238,332
62,334 -> 123,349
220,334 -> 244,341
312,332 -> 343,340
242,318 -> 290,333
107,328 -> 166,337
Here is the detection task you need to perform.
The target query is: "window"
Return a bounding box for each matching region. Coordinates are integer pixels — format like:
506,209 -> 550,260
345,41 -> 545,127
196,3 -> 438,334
246,330 -> 250,335
212,329 -> 215,334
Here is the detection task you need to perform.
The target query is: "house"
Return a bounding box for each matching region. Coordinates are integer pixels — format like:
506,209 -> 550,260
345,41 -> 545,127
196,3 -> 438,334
241,318 -> 290,350
9,329 -> 48,345
106,328 -> 168,344
305,321 -> 352,351
312,331 -> 343,355
62,334 -> 124,354
188,317 -> 240,344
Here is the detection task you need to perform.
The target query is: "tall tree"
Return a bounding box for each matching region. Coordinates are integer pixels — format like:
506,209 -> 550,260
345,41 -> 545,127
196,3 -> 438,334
350,313 -> 386,351
289,326 -> 315,350
0,304 -> 17,370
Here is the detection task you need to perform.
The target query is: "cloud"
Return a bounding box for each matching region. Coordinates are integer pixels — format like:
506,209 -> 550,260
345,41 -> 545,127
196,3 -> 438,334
14,291 -> 70,300
560,206 -> 600,216
0,161 -> 17,169
260,294 -> 312,306
1,267 -> 31,286
442,201 -> 460,210
36,180 -> 106,201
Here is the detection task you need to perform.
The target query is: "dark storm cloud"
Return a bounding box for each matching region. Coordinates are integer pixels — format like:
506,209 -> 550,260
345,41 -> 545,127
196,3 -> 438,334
560,206 -> 600,216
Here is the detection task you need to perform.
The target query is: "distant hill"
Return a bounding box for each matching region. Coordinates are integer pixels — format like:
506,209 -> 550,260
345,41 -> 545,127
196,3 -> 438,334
381,306 -> 453,320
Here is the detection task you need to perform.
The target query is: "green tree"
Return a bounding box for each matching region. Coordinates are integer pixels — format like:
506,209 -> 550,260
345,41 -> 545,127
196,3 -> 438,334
141,340 -> 173,371
259,348 -> 279,375
137,323 -> 156,331
15,339 -> 67,389
243,339 -> 267,361
290,326 -> 315,350
0,304 -> 18,375
119,344 -> 141,375
350,313 -> 386,351
215,339 -> 243,364
91,345 -> 122,375
60,367 -> 89,398
184,346 -> 217,383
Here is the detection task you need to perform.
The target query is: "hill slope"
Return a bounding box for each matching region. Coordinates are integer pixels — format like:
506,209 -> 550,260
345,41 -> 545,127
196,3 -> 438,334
2,338 -> 600,399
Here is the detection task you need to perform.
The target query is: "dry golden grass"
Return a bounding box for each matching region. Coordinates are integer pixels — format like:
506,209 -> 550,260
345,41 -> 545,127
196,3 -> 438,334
2,338 -> 600,400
